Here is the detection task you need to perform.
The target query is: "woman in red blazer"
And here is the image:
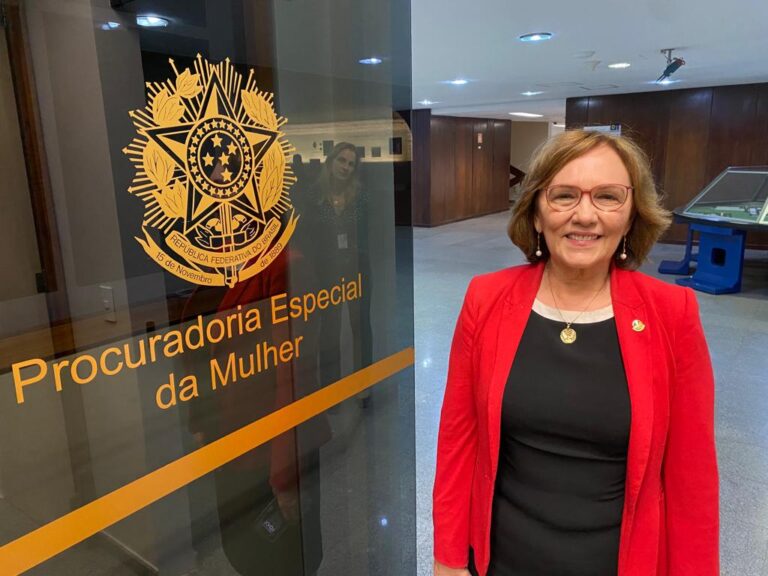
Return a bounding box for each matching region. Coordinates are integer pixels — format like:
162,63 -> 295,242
433,131 -> 718,576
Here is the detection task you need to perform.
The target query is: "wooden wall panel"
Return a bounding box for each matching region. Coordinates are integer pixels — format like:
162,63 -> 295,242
491,120 -> 512,212
706,85 -> 760,181
430,115 -> 454,224
620,92 -> 670,186
565,98 -> 588,127
412,113 -> 511,226
472,120 -> 493,215
752,84 -> 768,166
454,118 -> 474,221
663,89 -> 712,242
586,95 -> 622,126
410,109 -> 431,226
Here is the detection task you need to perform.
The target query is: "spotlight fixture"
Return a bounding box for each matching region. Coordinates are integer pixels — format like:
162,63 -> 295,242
136,15 -> 169,28
447,79 -> 469,85
519,32 -> 553,43
521,91 -> 544,96
608,62 -> 631,69
418,99 -> 437,106
359,57 -> 383,65
100,21 -> 120,30
509,112 -> 543,118
656,49 -> 685,83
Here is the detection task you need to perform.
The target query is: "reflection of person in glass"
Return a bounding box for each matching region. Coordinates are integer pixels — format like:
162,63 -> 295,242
184,247 -> 328,576
310,142 -> 373,387
433,131 -> 718,576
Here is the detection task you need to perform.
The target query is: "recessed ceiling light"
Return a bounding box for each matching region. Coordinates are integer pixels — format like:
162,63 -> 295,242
447,78 -> 469,85
521,91 -> 544,96
418,99 -> 438,106
608,62 -> 631,69
359,57 -> 383,65
653,79 -> 681,86
136,15 -> 169,28
509,112 -> 544,118
519,32 -> 553,43
552,123 -> 566,128
101,21 -> 120,30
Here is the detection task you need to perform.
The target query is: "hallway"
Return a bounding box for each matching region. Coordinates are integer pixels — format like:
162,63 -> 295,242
415,211 -> 768,576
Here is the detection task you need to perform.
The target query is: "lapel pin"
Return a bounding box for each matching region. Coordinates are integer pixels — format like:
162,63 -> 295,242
632,319 -> 646,332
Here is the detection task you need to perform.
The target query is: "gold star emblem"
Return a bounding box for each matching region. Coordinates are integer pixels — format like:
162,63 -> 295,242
140,63 -> 277,232
125,56 -> 298,288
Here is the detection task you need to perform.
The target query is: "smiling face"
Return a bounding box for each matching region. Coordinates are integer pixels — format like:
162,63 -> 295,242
534,144 -> 634,275
331,149 -> 357,181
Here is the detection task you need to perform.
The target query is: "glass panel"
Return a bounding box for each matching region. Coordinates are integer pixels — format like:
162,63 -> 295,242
682,167 -> 768,224
0,1 -> 414,574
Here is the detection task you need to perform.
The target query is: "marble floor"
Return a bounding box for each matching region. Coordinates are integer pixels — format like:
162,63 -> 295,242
414,210 -> 768,576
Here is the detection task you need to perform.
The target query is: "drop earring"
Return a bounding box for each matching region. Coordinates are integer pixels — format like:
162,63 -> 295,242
535,233 -> 543,258
619,236 -> 628,261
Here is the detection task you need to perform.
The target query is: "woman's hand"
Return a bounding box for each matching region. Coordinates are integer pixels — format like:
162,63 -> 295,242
434,559 -> 471,576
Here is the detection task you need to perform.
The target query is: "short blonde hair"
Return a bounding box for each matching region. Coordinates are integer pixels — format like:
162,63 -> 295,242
508,130 -> 672,269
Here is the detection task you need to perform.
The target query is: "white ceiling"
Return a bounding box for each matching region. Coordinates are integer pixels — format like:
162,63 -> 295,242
412,0 -> 768,122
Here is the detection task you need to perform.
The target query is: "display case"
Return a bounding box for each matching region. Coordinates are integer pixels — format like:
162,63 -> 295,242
679,166 -> 768,226
659,166 -> 768,294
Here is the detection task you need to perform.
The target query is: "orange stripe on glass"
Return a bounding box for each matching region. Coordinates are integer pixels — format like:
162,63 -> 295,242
0,347 -> 414,574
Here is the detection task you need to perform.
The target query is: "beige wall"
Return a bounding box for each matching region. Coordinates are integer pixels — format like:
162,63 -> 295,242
509,121 -> 551,172
509,121 -> 551,201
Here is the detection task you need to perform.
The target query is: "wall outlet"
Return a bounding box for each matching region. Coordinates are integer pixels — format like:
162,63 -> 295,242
99,285 -> 117,323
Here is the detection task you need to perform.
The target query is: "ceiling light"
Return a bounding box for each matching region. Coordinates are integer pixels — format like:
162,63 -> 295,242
608,62 -> 631,69
509,112 -> 543,118
552,123 -> 565,128
521,91 -> 544,96
418,99 -> 437,106
359,57 -> 383,65
519,32 -> 553,43
136,15 -> 169,28
101,21 -> 120,30
447,79 -> 469,85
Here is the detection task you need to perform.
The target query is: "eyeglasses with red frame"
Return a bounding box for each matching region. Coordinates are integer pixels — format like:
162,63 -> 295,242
544,184 -> 632,212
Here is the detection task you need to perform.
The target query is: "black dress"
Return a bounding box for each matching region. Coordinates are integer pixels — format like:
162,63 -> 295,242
475,300 -> 631,576
305,187 -> 373,386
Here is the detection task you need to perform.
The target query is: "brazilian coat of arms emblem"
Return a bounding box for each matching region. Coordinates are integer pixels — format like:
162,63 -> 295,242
123,55 -> 298,287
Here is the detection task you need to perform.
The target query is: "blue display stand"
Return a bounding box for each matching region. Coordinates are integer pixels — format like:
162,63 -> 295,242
658,225 -> 697,275
659,223 -> 746,294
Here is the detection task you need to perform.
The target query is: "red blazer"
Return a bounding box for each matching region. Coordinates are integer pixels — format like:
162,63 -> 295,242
433,263 -> 718,576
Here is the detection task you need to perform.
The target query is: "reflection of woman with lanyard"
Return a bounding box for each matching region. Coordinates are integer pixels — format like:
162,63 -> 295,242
311,142 -> 373,387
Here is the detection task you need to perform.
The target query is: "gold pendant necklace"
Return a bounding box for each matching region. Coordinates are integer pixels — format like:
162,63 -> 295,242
560,325 -> 577,344
547,270 -> 608,345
